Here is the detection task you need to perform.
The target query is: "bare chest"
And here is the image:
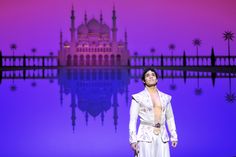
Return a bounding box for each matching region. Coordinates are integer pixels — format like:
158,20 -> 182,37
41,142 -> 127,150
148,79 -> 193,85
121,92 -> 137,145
150,93 -> 162,108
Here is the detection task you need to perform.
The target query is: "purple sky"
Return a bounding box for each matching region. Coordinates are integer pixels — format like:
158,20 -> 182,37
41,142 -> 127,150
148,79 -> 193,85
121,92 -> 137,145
0,0 -> 236,56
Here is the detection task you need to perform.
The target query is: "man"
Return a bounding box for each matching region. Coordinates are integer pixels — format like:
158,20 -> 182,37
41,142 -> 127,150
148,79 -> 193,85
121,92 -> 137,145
129,68 -> 178,157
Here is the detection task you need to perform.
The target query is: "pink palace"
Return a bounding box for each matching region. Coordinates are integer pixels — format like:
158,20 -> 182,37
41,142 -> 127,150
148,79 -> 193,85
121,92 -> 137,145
58,6 -> 130,66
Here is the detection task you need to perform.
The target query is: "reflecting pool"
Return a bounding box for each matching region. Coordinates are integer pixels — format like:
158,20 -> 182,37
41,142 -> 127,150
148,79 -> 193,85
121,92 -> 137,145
0,68 -> 236,157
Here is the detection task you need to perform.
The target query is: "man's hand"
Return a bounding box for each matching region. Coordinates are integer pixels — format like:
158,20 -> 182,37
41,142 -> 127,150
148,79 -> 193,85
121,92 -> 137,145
131,143 -> 139,153
172,141 -> 178,148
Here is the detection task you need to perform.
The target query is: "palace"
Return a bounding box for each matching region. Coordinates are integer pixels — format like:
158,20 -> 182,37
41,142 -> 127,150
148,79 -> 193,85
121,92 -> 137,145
58,6 -> 130,66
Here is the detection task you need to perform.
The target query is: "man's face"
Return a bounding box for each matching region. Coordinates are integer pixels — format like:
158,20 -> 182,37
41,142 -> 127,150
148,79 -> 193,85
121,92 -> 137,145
143,70 -> 158,87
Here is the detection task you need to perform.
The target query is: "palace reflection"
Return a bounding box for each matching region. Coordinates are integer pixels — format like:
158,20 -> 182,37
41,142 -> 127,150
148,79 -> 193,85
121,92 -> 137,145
58,68 -> 130,131
1,67 -> 235,132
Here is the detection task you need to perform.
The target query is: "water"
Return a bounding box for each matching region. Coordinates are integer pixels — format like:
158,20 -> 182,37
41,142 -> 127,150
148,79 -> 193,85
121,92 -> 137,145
0,68 -> 236,157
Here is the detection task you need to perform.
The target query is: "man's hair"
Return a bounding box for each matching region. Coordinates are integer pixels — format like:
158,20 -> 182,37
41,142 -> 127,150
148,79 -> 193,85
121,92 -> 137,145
141,68 -> 159,82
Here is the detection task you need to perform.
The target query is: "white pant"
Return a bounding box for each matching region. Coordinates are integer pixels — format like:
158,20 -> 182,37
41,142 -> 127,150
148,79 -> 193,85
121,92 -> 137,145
137,133 -> 170,157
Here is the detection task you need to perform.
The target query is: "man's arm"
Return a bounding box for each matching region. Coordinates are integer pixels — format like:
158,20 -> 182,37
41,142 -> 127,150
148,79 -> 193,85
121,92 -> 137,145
166,96 -> 178,144
129,96 -> 140,144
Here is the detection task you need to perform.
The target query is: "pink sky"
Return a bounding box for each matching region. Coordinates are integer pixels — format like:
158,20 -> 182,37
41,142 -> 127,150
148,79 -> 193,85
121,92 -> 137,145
0,0 -> 236,56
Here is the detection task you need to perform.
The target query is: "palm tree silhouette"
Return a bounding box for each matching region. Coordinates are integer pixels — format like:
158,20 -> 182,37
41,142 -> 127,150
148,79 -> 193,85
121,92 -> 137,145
49,51 -> 53,56
150,47 -> 156,66
133,52 -> 139,82
169,44 -> 176,66
31,48 -> 36,66
223,31 -> 234,65
49,51 -> 54,83
10,71 -> 17,91
169,71 -> 176,90
31,70 -> 37,87
10,79 -> 17,91
194,72 -> 202,95
10,84 -> 17,91
134,51 -> 138,66
10,43 -> 17,66
225,73 -> 235,103
10,43 -> 17,56
49,51 -> 54,66
31,81 -> 37,87
192,38 -> 201,66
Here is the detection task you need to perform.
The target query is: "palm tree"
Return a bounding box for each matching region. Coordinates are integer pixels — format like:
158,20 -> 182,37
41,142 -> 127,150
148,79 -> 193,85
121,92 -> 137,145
10,84 -> 17,91
10,43 -> 17,56
192,38 -> 201,66
169,71 -> 176,90
133,51 -> 139,82
49,51 -> 54,66
223,31 -> 234,65
10,43 -> 17,66
31,70 -> 37,87
10,79 -> 17,91
31,48 -> 36,66
49,51 -> 54,83
169,44 -> 176,66
134,51 -> 138,66
49,51 -> 54,56
194,72 -> 202,95
31,81 -> 37,87
225,73 -> 235,103
150,47 -> 156,66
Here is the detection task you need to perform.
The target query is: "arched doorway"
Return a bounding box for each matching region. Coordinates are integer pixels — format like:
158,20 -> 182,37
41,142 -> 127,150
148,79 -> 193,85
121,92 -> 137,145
80,55 -> 84,66
92,55 -> 96,66
73,55 -> 78,66
116,54 -> 121,65
67,55 -> 72,66
110,55 -> 115,66
86,55 -> 90,66
104,55 -> 109,66
98,55 -> 103,66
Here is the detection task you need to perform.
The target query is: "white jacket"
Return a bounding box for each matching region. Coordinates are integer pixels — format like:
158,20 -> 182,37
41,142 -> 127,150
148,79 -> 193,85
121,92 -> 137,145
129,88 -> 178,144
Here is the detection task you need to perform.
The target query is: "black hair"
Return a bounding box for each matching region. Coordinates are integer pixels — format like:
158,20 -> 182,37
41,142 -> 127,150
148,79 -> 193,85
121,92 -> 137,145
141,67 -> 159,82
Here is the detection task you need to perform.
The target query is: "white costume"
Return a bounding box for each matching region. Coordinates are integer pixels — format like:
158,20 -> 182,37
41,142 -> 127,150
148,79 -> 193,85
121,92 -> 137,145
129,88 -> 178,157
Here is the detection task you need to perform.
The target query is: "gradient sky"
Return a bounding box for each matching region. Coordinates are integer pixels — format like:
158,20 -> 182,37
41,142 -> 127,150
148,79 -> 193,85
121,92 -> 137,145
0,0 -> 236,56
1,69 -> 236,157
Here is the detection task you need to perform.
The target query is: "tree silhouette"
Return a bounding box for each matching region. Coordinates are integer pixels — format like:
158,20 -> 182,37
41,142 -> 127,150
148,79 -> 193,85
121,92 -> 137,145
49,51 -> 54,66
10,43 -> 17,56
31,69 -> 37,87
134,51 -> 138,66
225,73 -> 235,103
169,71 -> 176,90
150,47 -> 156,66
10,84 -> 17,91
49,51 -> 54,56
194,72 -> 202,95
226,92 -> 236,103
169,44 -> 176,66
10,80 -> 17,91
31,48 -> 36,56
31,48 -> 37,66
133,52 -> 139,82
192,38 -> 201,66
10,72 -> 17,91
31,81 -> 37,87
223,31 -> 234,65
10,43 -> 17,66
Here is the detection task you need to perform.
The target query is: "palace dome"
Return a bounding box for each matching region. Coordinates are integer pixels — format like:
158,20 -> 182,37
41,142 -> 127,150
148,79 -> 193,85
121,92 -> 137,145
78,24 -> 88,34
100,23 -> 110,34
87,18 -> 100,33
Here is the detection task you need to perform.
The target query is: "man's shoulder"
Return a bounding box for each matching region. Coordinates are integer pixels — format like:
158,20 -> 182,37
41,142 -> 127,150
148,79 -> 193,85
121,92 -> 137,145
131,89 -> 146,101
159,90 -> 172,100
132,90 -> 145,97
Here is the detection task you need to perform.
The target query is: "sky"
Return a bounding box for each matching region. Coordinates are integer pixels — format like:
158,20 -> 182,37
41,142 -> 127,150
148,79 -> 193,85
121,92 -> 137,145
0,0 -> 236,56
